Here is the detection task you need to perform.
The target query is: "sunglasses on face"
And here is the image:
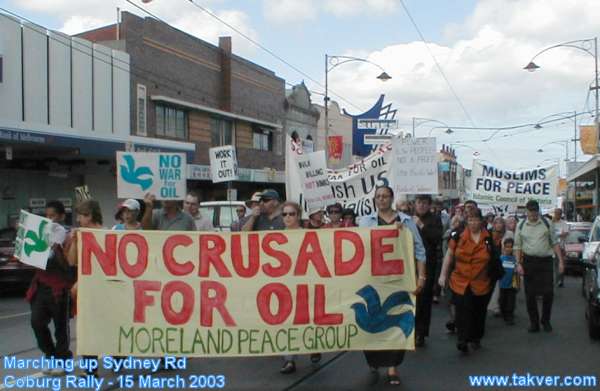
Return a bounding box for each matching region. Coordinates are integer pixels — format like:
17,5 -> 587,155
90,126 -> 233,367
282,212 -> 297,217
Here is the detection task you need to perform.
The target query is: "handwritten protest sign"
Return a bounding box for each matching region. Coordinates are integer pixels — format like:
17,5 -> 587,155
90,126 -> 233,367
296,151 -> 334,211
390,137 -> 438,194
209,146 -> 239,183
14,210 -> 66,269
76,227 -> 416,357
117,152 -> 186,200
286,137 -> 391,216
471,160 -> 558,208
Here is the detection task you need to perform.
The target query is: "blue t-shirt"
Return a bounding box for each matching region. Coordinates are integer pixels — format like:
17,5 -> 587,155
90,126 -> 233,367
499,255 -> 517,289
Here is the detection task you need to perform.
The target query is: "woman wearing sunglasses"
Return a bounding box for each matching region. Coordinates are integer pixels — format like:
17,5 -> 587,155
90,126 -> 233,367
279,201 -> 322,373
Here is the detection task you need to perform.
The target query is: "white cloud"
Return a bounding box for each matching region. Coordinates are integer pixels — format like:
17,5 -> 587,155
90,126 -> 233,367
262,0 -> 399,22
319,0 -> 599,169
11,0 -> 259,55
263,0 -> 316,23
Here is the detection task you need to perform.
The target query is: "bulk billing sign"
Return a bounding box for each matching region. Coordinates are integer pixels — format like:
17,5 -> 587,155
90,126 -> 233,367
117,152 -> 187,200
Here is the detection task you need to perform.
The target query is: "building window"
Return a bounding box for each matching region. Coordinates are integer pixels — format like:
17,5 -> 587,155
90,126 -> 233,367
155,104 -> 188,140
211,118 -> 234,146
253,127 -> 272,151
136,84 -> 147,136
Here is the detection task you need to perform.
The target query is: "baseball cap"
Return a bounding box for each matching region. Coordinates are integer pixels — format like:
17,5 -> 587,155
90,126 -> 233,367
118,199 -> 140,211
245,192 -> 262,208
259,189 -> 280,201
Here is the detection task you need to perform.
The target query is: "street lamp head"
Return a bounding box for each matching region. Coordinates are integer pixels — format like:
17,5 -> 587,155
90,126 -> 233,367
534,123 -> 543,129
445,128 -> 454,135
537,148 -> 544,153
524,61 -> 540,72
377,71 -> 392,82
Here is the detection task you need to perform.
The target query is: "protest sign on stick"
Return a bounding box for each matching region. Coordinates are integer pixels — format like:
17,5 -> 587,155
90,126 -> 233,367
209,146 -> 239,184
390,137 -> 438,195
117,152 -> 186,200
14,210 -> 66,270
296,150 -> 334,212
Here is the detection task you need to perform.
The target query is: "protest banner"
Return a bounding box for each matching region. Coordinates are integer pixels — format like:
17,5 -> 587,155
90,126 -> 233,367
286,136 -> 391,217
76,227 -> 416,357
389,137 -> 438,195
296,151 -> 334,212
471,160 -> 558,208
14,210 -> 66,269
209,146 -> 239,183
117,152 -> 186,200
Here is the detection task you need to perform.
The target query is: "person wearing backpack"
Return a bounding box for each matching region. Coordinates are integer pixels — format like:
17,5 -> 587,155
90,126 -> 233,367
439,208 -> 495,354
514,200 -> 564,333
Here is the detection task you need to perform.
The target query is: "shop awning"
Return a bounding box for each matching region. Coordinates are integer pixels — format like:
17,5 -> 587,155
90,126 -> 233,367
151,95 -> 282,129
0,120 -> 196,160
567,155 -> 600,183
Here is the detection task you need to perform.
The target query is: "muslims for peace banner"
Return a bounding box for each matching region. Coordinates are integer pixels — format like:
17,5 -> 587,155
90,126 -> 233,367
76,227 -> 416,357
286,136 -> 391,217
471,160 -> 558,208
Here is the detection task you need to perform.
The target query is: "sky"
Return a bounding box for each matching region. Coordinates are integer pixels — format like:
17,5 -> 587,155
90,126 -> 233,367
1,0 -> 598,174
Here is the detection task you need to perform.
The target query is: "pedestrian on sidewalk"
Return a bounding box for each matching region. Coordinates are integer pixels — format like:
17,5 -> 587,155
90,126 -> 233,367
279,201 -> 321,373
439,208 -> 494,354
359,186 -> 426,386
499,238 -> 519,325
515,200 -> 564,333
26,201 -> 75,376
487,216 -> 506,317
551,208 -> 568,288
413,195 -> 443,347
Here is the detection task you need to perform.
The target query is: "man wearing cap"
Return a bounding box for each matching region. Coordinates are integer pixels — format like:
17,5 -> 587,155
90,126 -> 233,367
515,199 -> 564,332
112,199 -> 142,230
242,189 -> 284,231
183,192 -> 214,231
231,192 -> 260,231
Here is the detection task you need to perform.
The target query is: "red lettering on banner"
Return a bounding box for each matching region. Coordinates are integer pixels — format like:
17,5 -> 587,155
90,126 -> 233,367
118,234 -> 148,278
133,280 -> 160,322
200,281 -> 236,326
256,283 -> 292,325
314,284 -> 343,325
294,232 -> 332,277
261,233 -> 291,277
293,284 -> 310,324
163,235 -> 194,276
161,281 -> 194,325
371,229 -> 404,276
231,234 -> 260,277
199,235 -> 231,277
81,232 -> 116,276
334,230 -> 364,275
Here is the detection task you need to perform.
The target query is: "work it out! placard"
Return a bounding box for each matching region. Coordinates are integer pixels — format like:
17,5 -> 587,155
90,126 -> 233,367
116,152 -> 187,200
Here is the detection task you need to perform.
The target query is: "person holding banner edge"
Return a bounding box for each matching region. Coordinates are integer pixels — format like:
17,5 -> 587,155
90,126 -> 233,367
278,201 -> 323,374
358,186 -> 426,386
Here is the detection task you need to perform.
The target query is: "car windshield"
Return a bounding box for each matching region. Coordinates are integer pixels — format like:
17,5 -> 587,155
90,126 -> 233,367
566,229 -> 590,244
219,206 -> 239,227
198,207 -> 215,226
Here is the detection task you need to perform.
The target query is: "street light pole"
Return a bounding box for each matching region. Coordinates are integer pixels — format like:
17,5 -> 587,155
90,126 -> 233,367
324,54 -> 329,159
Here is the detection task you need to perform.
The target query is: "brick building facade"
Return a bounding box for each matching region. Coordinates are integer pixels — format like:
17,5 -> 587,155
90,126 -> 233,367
77,12 -> 286,200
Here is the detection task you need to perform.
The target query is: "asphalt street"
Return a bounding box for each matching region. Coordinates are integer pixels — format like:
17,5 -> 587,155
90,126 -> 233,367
1,276 -> 599,391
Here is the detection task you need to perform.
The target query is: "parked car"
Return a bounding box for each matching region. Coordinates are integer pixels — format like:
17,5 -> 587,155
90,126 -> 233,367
583,257 -> 600,339
198,201 -> 247,231
0,227 -> 35,290
581,216 -> 600,298
564,222 -> 591,275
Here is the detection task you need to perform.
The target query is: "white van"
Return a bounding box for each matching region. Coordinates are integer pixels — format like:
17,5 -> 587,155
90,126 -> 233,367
199,201 -> 247,231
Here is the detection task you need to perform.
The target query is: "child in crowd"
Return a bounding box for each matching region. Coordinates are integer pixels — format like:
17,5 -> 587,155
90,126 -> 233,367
499,238 -> 519,325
